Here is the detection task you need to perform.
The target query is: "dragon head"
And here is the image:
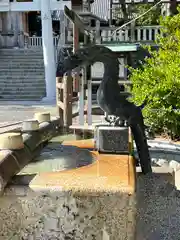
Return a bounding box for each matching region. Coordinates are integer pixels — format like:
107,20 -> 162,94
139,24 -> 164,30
62,52 -> 84,73
56,47 -> 91,77
56,45 -> 114,77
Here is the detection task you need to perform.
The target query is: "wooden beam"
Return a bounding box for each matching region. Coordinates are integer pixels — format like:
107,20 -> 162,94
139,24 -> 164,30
0,1 -> 71,12
64,5 -> 91,36
64,5 -> 86,31
120,0 -> 129,23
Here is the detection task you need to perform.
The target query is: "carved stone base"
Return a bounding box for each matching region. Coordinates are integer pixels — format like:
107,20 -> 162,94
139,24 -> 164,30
94,125 -> 132,154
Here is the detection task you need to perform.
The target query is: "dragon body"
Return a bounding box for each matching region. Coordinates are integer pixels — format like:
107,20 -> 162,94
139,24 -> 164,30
57,45 -> 152,174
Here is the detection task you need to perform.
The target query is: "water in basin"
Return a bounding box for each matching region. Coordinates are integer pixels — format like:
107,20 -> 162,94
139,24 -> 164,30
18,134 -> 95,175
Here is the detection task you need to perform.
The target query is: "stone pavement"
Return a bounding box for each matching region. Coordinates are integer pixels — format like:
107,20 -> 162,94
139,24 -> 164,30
0,101 -> 103,126
0,101 -> 58,126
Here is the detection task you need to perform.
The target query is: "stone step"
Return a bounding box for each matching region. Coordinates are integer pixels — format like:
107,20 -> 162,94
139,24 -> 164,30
0,85 -> 45,89
0,93 -> 45,97
0,68 -> 44,72
0,55 -> 43,58
0,51 -> 43,55
0,80 -> 45,83
0,65 -> 44,68
0,86 -> 45,91
0,66 -> 44,70
0,49 -> 48,101
0,75 -> 45,79
0,48 -> 43,52
0,81 -> 45,84
0,81 -> 45,85
0,52 -> 43,56
0,52 -> 43,57
0,77 -> 45,80
0,95 -> 45,101
0,62 -> 44,64
0,58 -> 43,62
0,53 -> 43,55
0,67 -> 44,70
2,69 -> 46,72
0,89 -> 45,94
0,91 -> 46,97
0,73 -> 44,76
0,63 -> 44,67
0,73 -> 44,77
0,74 -> 45,78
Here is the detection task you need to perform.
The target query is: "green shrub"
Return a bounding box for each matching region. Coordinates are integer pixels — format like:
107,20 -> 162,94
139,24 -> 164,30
129,9 -> 180,140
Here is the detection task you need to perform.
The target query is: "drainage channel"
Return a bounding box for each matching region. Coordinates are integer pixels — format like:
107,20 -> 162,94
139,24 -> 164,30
0,121 -> 23,134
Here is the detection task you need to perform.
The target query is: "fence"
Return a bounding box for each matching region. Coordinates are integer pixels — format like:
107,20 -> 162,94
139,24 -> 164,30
26,25 -> 161,48
56,74 -> 133,129
27,36 -> 59,47
67,25 -> 162,43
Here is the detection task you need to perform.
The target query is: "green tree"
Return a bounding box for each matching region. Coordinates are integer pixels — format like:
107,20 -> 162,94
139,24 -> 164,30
114,2 -> 161,26
129,9 -> 180,140
130,3 -> 161,25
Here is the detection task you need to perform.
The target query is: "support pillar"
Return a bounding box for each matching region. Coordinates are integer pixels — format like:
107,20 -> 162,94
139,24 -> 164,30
41,0 -> 56,102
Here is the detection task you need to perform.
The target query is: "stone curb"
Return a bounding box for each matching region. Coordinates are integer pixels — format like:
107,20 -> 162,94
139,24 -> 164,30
134,140 -> 180,162
0,118 -> 60,194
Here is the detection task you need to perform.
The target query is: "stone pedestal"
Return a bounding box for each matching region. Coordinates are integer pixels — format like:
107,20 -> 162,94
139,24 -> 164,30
94,125 -> 132,154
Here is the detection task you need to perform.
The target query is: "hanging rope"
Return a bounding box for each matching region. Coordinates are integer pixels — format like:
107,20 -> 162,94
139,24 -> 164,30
111,0 -> 163,36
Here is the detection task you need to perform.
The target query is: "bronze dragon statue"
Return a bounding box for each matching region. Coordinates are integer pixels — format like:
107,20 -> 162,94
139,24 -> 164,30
56,45 -> 152,174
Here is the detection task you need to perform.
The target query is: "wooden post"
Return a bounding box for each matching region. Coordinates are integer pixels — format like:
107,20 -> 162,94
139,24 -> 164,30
73,23 -> 84,126
73,24 -> 79,53
63,75 -> 73,128
86,77 -> 92,125
72,22 -> 80,94
109,0 -> 113,26
56,76 -> 64,127
59,10 -> 66,46
130,22 -> 135,43
78,70 -> 85,125
84,33 -> 92,125
124,55 -> 127,81
95,20 -> 101,44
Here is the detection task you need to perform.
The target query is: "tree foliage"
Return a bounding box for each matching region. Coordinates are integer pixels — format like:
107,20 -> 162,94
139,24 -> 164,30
129,9 -> 180,139
130,3 -> 161,25
114,2 -> 161,26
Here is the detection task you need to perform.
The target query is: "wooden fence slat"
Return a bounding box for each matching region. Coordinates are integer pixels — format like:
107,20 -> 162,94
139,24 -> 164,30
57,101 -> 65,110
63,75 -> 73,127
56,82 -> 64,89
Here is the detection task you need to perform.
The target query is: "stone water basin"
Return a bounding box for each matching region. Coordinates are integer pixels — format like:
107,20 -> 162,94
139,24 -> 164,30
0,134 -> 136,240
0,136 -> 179,240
